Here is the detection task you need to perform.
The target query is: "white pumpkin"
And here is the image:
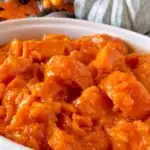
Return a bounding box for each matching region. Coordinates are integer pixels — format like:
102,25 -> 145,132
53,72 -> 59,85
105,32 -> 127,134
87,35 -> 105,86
74,0 -> 150,35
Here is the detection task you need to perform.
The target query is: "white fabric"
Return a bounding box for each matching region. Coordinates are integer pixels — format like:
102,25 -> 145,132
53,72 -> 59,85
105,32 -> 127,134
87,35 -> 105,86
74,0 -> 150,35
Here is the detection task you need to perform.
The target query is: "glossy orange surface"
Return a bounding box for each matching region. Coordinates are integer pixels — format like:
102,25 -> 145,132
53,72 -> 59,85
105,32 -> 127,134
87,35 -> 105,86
0,34 -> 150,150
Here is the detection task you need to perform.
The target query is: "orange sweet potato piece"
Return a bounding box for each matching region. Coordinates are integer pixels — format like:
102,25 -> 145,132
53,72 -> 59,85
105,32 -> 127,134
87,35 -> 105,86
0,44 -> 9,65
0,106 -> 5,118
7,75 -> 26,89
22,38 -> 73,60
76,34 -> 111,53
100,71 -> 150,119
78,34 -> 128,54
71,114 -> 110,150
109,121 -> 150,150
70,48 -> 98,65
5,123 -> 46,150
3,89 -> 20,122
0,55 -> 32,82
29,79 -> 67,102
9,39 -> 23,57
45,56 -> 93,89
107,38 -> 128,54
43,34 -> 70,40
93,44 -> 130,72
0,83 -> 5,99
70,35 -> 111,64
126,54 -> 150,92
93,46 -> 131,84
48,127 -> 82,150
81,125 -> 110,150
29,102 -> 56,122
73,86 -> 112,118
6,95 -> 34,131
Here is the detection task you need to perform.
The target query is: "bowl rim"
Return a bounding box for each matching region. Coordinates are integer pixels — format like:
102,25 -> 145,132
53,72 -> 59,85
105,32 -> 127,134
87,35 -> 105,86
0,17 -> 149,39
0,17 -> 148,38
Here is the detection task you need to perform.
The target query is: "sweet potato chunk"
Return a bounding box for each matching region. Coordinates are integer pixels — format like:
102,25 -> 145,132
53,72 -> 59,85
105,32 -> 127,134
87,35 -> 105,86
48,127 -> 82,150
22,38 -> 73,60
0,55 -> 32,82
100,71 -> 150,119
45,56 -> 93,89
74,86 -> 112,118
77,34 -> 128,54
9,39 -> 23,57
109,121 -> 150,150
7,75 -> 26,89
29,79 -> 67,101
43,34 -> 70,40
49,126 -> 110,150
126,54 -> 150,92
93,46 -> 131,83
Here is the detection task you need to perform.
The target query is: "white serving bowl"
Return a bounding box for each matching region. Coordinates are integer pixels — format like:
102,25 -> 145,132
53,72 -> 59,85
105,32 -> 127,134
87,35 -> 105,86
0,18 -> 150,150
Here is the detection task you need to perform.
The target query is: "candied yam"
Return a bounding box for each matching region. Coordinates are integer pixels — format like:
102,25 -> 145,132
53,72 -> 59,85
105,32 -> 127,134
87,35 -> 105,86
76,34 -> 111,53
126,53 -> 139,69
6,123 -> 46,150
0,44 -> 9,65
71,115 -> 110,150
26,138 -> 40,150
0,34 -> 149,150
29,102 -> 56,122
9,39 -> 23,57
0,83 -> 5,99
38,39 -> 72,57
70,48 -> 98,65
45,56 -> 93,89
48,127 -> 82,150
0,120 -> 6,134
6,95 -> 35,131
93,46 -> 124,70
0,106 -> 5,118
100,71 -> 150,119
7,75 -> 26,89
109,121 -> 150,150
87,62 -> 97,78
93,45 -> 131,84
0,44 -> 9,53
93,45 -> 130,72
22,40 -> 39,59
39,81 -> 66,101
22,38 -> 73,60
79,34 -> 128,54
73,86 -> 112,118
61,102 -> 76,114
3,89 -> 20,122
29,79 -> 67,101
87,34 -> 112,49
0,52 -> 8,65
71,114 -> 93,136
127,54 -> 150,92
72,114 -> 93,129
56,114 -> 72,132
82,125 -> 110,150
14,89 -> 29,105
43,34 -> 70,40
107,38 -> 128,54
0,55 -> 32,82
